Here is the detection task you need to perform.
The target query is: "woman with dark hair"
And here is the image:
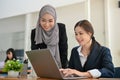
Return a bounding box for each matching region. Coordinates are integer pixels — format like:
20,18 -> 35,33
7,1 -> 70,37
60,20 -> 114,78
5,48 -> 17,62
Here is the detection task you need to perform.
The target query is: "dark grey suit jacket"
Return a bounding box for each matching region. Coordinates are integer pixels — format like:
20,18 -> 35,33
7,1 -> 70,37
69,42 -> 114,78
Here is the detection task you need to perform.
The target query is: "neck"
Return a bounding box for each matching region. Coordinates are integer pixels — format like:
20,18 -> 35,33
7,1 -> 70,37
81,39 -> 92,56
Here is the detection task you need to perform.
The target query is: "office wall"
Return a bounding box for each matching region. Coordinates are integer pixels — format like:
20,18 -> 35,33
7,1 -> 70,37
0,0 -> 85,19
56,2 -> 87,59
0,0 -> 120,67
90,0 -> 105,45
0,16 -> 25,51
108,0 -> 120,67
0,16 -> 25,34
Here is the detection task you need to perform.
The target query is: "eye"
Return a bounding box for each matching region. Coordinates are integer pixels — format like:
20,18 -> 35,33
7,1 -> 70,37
75,32 -> 78,36
49,20 -> 53,22
79,32 -> 83,35
49,19 -> 54,23
41,19 -> 46,22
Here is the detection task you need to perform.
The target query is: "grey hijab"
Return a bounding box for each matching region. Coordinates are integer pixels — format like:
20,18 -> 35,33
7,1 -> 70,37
35,5 -> 61,68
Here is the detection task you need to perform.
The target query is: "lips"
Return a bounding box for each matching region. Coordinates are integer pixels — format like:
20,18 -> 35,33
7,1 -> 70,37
43,27 -> 50,31
77,39 -> 83,44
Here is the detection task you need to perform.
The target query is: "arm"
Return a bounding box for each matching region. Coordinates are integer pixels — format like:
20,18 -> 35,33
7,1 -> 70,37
58,23 -> 68,68
98,47 -> 114,78
31,29 -> 39,50
84,47 -> 114,78
66,47 -> 92,78
68,46 -> 114,78
88,46 -> 114,78
60,68 -> 92,78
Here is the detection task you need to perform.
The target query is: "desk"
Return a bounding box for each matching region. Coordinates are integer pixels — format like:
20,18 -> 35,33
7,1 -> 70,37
0,77 -> 120,80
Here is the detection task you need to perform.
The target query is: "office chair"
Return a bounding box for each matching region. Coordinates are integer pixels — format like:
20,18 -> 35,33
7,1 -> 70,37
114,67 -> 120,78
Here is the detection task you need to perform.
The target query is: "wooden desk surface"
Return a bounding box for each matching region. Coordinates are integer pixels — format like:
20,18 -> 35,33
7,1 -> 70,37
0,77 -> 120,80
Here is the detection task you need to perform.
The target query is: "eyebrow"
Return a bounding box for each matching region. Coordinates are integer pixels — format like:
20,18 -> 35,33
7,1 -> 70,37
41,18 -> 54,20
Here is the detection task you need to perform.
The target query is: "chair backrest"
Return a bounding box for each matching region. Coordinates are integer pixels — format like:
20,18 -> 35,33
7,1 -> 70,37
114,67 -> 120,78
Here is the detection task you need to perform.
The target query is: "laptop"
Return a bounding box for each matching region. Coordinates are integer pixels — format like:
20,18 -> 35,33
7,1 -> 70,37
26,49 -> 86,79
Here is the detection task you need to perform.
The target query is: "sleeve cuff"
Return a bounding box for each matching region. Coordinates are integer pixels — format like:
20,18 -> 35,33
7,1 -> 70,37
88,69 -> 101,78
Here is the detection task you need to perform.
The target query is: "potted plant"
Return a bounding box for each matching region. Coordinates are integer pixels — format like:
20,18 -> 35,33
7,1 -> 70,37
2,59 -> 23,77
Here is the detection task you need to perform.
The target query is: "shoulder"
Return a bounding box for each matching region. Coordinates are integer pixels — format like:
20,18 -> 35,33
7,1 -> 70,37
101,46 -> 110,50
71,46 -> 79,53
57,23 -> 65,27
100,46 -> 110,53
31,28 -> 36,32
70,46 -> 80,57
94,44 -> 111,57
92,42 -> 111,57
31,28 -> 36,38
93,42 -> 110,53
31,28 -> 36,34
57,23 -> 66,30
57,23 -> 66,33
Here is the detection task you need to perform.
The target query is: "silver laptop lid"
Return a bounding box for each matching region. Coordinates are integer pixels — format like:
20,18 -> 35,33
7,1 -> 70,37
26,49 -> 63,79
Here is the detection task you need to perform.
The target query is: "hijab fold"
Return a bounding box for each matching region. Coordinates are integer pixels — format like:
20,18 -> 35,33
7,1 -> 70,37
35,5 -> 61,68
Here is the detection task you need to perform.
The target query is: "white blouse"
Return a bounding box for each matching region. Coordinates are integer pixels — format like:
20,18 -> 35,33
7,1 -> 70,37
77,46 -> 101,78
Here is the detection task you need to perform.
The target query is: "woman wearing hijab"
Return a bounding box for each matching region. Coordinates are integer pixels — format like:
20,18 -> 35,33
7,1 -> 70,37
31,5 -> 68,68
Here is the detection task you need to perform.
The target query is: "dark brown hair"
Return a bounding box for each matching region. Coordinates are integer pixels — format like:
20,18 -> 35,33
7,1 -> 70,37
74,20 -> 94,37
74,20 -> 100,50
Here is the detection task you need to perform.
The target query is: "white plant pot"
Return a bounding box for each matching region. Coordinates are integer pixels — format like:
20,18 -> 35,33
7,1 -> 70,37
8,70 -> 19,77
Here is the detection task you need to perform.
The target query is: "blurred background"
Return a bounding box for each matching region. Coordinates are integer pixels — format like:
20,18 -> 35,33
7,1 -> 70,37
0,0 -> 120,68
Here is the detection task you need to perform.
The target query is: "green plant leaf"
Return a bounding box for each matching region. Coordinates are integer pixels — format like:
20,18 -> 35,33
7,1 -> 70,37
2,60 -> 23,72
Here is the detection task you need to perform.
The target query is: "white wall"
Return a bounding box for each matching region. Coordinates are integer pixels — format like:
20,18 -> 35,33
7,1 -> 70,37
0,16 -> 25,34
0,15 -> 25,51
0,32 -> 24,50
90,0 -> 105,45
108,0 -> 120,67
0,0 -> 85,19
56,2 -> 87,59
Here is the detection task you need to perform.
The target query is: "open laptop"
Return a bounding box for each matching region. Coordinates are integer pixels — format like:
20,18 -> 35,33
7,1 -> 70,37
26,49 -> 86,79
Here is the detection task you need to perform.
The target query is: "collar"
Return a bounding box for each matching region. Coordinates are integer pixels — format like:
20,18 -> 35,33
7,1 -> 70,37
77,46 -> 85,57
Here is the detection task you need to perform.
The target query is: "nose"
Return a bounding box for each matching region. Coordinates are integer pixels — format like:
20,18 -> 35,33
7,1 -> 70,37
76,35 -> 81,40
45,21 -> 49,26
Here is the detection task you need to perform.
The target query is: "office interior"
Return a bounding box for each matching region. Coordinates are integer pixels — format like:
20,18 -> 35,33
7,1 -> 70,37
0,0 -> 120,70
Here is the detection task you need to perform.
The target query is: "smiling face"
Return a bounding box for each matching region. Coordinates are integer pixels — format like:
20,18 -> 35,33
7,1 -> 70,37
7,51 -> 13,60
40,13 -> 55,31
74,26 -> 92,46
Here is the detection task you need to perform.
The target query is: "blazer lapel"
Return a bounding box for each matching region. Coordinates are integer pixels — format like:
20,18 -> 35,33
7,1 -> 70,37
83,42 -> 100,70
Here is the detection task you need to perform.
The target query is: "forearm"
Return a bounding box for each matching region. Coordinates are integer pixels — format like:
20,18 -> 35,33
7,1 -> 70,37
72,69 -> 92,78
61,68 -> 92,78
